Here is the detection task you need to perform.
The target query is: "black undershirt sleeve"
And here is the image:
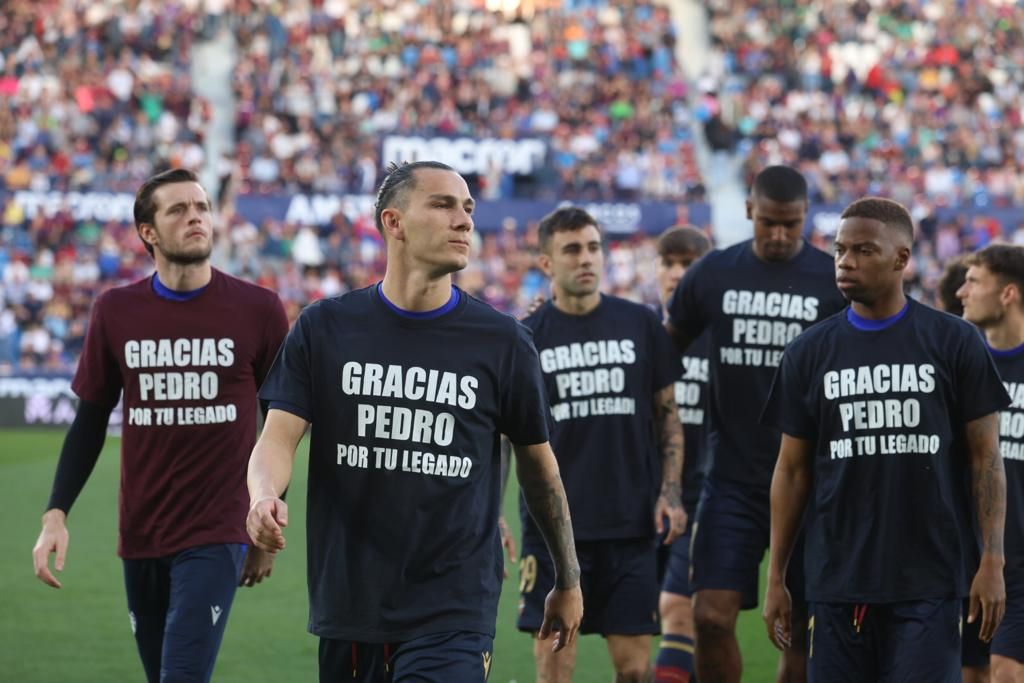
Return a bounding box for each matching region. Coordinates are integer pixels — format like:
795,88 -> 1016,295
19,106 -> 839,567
46,399 -> 113,514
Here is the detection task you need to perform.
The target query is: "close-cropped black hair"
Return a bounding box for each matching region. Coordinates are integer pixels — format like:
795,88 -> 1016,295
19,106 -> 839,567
751,165 -> 808,203
373,161 -> 457,235
537,207 -> 601,253
841,197 -> 914,245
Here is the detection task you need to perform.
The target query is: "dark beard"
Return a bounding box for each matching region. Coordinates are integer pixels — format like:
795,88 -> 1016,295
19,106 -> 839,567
160,245 -> 212,266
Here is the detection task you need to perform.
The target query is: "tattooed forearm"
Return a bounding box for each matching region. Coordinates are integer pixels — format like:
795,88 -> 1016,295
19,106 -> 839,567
653,385 -> 684,505
967,413 -> 1006,557
516,443 -> 581,588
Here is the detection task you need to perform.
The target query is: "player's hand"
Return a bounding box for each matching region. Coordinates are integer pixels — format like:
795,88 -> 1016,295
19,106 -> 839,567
968,556 -> 1006,642
246,496 -> 288,553
498,515 -> 517,579
239,545 -> 276,587
763,577 -> 793,650
538,584 -> 583,652
32,509 -> 69,589
654,492 -> 687,545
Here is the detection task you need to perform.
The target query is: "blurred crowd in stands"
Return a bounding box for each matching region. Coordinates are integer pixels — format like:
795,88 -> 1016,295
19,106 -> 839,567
228,0 -> 703,201
701,0 -> 1024,208
3,0 -> 1024,373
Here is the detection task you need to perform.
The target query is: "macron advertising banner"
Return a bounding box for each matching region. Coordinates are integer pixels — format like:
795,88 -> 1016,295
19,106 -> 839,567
4,188 -> 1024,237
0,376 -> 124,431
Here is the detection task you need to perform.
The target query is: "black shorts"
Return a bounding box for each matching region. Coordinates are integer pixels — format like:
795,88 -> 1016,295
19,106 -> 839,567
319,631 -> 495,683
690,477 -> 806,611
961,597 -> 990,668
808,599 -> 961,682
517,537 -> 659,637
992,582 -> 1024,664
660,515 -> 696,599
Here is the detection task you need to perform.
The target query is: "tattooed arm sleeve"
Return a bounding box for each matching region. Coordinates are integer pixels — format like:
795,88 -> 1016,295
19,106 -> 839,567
966,412 -> 1007,560
513,441 -> 581,589
653,383 -> 684,507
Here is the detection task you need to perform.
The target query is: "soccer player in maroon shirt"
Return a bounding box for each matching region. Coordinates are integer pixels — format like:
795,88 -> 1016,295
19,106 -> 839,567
31,168 -> 289,683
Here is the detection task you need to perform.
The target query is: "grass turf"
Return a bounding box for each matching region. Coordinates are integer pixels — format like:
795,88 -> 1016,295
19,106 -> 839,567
2,429 -> 779,681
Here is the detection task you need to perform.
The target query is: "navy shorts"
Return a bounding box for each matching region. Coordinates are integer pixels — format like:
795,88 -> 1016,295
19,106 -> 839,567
690,477 -> 806,612
318,631 -> 495,682
517,537 -> 660,637
660,515 -> 696,598
123,543 -> 247,683
808,599 -> 961,682
992,582 -> 1024,663
961,597 -> 990,668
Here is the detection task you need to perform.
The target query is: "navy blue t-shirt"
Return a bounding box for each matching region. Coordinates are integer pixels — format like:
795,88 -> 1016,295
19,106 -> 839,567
762,299 -> 1009,603
667,240 -> 845,489
678,333 -> 710,513
258,285 -> 551,642
520,295 -> 679,542
992,344 -> 1024,585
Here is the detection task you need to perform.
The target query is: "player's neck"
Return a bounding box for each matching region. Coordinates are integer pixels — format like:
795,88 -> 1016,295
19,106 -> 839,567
154,259 -> 212,291
984,315 -> 1024,351
849,290 -> 906,320
752,240 -> 803,263
552,290 -> 601,316
380,270 -> 453,311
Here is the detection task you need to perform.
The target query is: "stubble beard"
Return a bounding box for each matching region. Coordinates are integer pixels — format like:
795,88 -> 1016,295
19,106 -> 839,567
160,243 -> 212,266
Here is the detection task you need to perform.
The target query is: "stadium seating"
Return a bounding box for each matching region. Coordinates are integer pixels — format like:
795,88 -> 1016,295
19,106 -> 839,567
2,0 -> 1024,373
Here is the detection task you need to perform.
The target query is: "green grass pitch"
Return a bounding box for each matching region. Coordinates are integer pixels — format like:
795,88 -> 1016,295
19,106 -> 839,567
2,429 -> 779,681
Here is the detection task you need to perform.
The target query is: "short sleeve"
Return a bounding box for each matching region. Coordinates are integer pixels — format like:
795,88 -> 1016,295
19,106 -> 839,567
71,293 -> 122,410
760,344 -> 817,439
667,254 -> 710,343
956,325 -> 1011,423
647,308 -> 680,392
498,321 -> 552,446
258,306 -> 314,422
254,292 -> 290,387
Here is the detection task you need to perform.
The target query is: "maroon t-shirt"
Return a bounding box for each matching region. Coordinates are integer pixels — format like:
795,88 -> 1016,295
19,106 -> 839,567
73,269 -> 289,558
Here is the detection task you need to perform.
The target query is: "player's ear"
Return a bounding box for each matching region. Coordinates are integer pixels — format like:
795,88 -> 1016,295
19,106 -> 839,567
380,207 -> 404,242
538,252 -> 553,278
894,245 -> 911,271
138,223 -> 157,249
745,198 -> 753,221
1001,282 -> 1020,308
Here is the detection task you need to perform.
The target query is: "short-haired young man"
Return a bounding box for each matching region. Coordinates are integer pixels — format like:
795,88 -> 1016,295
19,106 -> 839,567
764,197 -> 1008,681
32,168 -> 289,683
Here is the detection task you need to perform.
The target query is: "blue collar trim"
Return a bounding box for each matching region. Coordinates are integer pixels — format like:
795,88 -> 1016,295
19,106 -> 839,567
987,341 -> 1024,358
846,301 -> 910,331
377,282 -> 460,319
152,272 -> 208,302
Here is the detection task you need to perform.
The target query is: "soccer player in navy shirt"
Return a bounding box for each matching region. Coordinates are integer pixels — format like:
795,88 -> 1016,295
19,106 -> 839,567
763,197 -> 1009,682
516,207 -> 686,682
246,161 -> 583,682
958,244 -> 1024,683
31,168 -> 289,683
665,165 -> 846,682
653,225 -> 712,683
935,252 -> 990,683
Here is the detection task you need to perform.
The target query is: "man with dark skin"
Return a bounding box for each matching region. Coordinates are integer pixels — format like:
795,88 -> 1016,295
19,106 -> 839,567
665,166 -> 845,683
763,197 -> 1007,681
